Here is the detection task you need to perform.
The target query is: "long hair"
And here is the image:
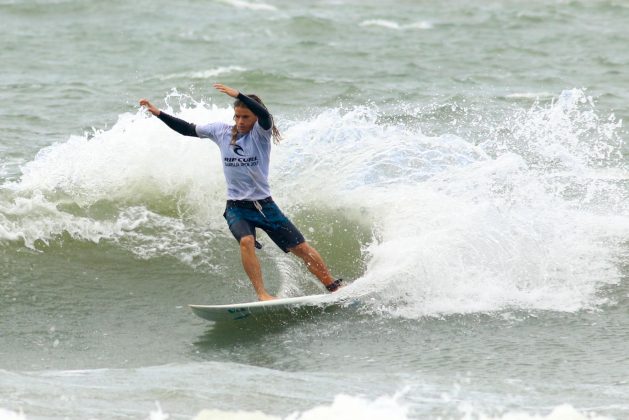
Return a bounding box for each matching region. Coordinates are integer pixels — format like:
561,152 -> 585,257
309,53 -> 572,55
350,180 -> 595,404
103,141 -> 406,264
230,94 -> 282,145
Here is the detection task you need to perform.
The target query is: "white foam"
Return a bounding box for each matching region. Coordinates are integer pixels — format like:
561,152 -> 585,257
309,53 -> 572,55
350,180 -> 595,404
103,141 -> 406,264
360,19 -> 401,29
506,92 -> 555,99
219,0 -> 277,11
190,393 -> 408,420
144,401 -> 617,420
360,19 -> 433,30
0,98 -> 231,258
0,409 -> 26,420
1,90 -> 626,316
192,410 -> 280,420
149,402 -> 170,420
272,92 -> 627,317
287,393 -> 408,420
0,402 -> 612,420
464,404 -> 612,420
157,66 -> 246,82
11,101 -> 231,211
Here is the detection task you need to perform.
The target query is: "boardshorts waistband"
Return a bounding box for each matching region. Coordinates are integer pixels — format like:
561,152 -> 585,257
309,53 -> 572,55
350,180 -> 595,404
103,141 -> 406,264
226,196 -> 274,209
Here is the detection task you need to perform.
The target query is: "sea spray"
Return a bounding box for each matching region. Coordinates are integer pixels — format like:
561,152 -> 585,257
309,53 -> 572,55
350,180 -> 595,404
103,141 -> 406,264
272,90 -> 627,317
1,91 -> 626,315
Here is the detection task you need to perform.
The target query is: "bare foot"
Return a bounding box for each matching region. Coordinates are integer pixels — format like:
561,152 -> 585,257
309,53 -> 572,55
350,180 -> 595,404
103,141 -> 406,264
258,293 -> 277,301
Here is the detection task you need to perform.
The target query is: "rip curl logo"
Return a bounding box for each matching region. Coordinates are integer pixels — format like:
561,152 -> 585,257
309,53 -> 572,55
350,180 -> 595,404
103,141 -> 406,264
225,145 -> 259,167
232,144 -> 245,157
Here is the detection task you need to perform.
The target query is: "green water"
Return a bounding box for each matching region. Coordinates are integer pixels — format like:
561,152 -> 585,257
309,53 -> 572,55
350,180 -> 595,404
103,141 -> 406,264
1,0 -> 628,419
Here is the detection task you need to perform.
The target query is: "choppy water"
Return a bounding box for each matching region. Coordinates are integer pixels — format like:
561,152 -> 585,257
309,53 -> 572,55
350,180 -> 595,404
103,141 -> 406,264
1,0 -> 628,419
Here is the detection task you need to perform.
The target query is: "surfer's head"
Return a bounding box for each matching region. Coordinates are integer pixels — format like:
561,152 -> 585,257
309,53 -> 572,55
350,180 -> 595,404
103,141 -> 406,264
230,94 -> 282,145
232,103 -> 258,136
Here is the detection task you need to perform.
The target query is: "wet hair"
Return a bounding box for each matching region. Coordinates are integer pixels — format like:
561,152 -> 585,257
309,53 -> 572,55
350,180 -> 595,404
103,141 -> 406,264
231,94 -> 282,145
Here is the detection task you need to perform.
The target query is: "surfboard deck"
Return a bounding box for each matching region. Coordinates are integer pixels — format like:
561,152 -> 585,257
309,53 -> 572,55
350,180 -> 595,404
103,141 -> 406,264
189,293 -> 346,322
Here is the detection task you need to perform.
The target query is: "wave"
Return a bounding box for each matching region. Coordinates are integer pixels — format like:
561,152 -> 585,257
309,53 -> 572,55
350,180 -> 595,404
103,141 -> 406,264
155,66 -> 246,82
190,393 -> 408,420
504,92 -> 556,100
1,89 -> 627,316
190,403 -> 611,420
0,360 -> 621,419
359,19 -> 433,30
0,401 -> 613,420
218,0 -> 277,12
275,90 -> 628,317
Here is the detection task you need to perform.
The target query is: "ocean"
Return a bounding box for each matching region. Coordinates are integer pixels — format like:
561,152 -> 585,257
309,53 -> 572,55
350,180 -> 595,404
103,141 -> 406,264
1,0 -> 628,419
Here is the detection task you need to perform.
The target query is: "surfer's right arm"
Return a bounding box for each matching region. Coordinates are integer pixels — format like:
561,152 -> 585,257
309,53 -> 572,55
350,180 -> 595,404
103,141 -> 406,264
139,98 -> 198,138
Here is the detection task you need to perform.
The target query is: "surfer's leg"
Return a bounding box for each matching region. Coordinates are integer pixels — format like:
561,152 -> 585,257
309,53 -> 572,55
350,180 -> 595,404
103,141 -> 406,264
288,242 -> 338,291
224,206 -> 275,301
239,235 -> 276,301
257,202 -> 340,292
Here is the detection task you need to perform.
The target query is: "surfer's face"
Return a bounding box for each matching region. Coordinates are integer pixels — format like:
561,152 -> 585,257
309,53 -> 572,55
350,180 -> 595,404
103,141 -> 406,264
233,106 -> 257,134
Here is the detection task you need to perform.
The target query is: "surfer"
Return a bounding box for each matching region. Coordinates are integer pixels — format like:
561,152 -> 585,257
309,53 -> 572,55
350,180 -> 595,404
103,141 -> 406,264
139,84 -> 342,301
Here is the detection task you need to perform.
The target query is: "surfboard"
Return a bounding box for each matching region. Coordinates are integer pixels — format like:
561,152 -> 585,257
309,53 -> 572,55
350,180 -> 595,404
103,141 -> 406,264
189,293 -> 347,322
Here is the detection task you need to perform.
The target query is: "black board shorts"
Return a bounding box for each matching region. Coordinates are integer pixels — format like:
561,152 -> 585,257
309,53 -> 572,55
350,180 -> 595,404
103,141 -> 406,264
223,198 -> 305,253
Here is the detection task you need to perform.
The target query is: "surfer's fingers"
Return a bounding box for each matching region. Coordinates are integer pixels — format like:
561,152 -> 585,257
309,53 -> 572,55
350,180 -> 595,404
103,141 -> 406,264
213,83 -> 238,97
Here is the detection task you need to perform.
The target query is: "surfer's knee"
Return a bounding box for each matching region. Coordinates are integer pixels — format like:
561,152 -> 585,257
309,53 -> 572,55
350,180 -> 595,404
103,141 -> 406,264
288,241 -> 309,257
239,235 -> 256,250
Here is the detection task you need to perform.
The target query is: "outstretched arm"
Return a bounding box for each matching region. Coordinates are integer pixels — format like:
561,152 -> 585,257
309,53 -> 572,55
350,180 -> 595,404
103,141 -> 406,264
139,99 -> 161,116
139,99 -> 198,137
213,83 -> 272,130
212,84 -> 239,98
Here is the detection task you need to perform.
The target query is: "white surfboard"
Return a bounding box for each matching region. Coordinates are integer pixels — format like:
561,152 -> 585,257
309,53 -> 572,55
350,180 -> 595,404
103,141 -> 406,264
189,293 -> 348,322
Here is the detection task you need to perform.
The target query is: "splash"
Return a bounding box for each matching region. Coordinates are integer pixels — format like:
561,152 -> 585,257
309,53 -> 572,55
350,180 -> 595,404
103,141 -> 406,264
272,90 -> 628,316
1,90 -> 626,315
0,97 -> 231,263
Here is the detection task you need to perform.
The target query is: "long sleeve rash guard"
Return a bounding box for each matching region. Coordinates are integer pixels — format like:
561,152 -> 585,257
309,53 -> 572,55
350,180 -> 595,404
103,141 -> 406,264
156,92 -> 272,137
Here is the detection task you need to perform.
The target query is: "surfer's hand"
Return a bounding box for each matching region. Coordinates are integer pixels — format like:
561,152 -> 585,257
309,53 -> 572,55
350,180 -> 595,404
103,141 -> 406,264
213,83 -> 239,98
139,99 -> 160,116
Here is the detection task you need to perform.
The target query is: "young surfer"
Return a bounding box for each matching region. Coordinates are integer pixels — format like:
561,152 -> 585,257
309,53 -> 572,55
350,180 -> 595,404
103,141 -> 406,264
139,84 -> 342,301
